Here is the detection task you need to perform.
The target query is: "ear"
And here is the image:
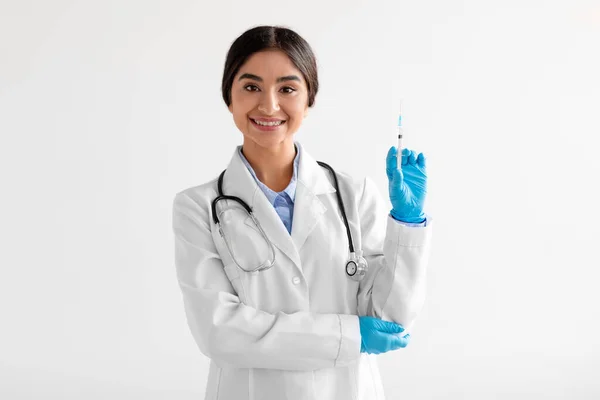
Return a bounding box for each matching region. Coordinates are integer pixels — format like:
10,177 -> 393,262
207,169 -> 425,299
228,104 -> 233,114
304,104 -> 309,118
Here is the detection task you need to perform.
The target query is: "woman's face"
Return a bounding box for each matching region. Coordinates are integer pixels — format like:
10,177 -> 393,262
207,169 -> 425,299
228,50 -> 309,150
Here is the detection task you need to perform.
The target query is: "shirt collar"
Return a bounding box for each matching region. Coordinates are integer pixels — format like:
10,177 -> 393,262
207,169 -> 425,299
237,142 -> 300,204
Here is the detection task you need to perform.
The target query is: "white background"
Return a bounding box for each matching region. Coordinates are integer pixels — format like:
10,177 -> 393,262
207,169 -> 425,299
1,0 -> 599,399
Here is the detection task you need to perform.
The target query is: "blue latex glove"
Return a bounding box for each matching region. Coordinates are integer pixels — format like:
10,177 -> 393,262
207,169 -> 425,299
359,316 -> 410,354
386,147 -> 428,223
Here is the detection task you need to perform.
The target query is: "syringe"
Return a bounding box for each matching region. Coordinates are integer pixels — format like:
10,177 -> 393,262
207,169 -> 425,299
397,102 -> 403,170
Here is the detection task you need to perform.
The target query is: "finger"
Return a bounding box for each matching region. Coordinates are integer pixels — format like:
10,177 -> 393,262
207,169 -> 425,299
386,146 -> 398,180
387,334 -> 403,351
398,333 -> 411,348
416,152 -> 426,169
407,150 -> 417,166
388,333 -> 411,351
401,148 -> 410,166
373,319 -> 404,334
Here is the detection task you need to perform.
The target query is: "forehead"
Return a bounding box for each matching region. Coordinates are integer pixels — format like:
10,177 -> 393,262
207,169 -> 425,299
237,50 -> 304,82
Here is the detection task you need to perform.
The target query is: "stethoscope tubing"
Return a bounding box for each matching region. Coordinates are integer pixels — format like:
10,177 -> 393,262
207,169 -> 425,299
211,162 -> 355,254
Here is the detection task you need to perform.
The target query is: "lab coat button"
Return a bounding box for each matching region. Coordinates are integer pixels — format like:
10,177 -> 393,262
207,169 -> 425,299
292,276 -> 301,285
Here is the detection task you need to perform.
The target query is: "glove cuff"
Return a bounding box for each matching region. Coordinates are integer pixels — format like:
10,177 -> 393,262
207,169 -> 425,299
390,209 -> 426,224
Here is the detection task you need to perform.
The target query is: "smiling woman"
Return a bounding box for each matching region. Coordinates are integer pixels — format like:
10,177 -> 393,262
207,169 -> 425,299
221,26 -> 319,191
172,25 -> 433,400
228,52 -> 304,168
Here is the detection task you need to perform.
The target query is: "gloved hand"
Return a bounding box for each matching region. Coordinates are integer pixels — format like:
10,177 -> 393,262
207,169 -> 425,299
359,316 -> 410,354
386,147 -> 428,223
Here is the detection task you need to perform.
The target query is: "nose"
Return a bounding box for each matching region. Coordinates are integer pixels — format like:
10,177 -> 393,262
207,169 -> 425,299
257,90 -> 280,114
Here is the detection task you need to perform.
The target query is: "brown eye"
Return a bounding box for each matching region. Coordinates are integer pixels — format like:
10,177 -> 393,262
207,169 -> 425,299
281,87 -> 296,94
244,84 -> 259,92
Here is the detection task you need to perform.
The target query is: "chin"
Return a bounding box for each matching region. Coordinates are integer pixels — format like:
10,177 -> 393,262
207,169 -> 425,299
244,132 -> 294,149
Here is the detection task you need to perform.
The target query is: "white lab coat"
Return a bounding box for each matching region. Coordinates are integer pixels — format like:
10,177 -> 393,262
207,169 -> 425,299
172,142 -> 433,400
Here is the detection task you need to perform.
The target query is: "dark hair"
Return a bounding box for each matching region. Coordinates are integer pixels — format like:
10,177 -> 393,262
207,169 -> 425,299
221,26 -> 319,108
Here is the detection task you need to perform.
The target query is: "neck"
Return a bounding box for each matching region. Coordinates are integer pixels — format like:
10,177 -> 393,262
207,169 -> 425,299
242,139 -> 296,192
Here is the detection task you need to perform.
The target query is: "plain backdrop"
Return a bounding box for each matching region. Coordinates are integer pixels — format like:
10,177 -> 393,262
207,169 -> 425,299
1,0 -> 599,399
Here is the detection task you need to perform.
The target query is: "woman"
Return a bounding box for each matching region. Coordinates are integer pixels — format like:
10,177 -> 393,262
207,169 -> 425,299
172,25 -> 433,400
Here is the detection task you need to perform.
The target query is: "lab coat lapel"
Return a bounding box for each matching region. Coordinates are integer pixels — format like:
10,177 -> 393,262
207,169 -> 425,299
291,143 -> 337,252
221,147 -> 302,271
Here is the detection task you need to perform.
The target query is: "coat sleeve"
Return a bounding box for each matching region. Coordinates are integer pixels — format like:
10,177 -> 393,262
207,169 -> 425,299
355,177 -> 433,332
173,192 -> 361,371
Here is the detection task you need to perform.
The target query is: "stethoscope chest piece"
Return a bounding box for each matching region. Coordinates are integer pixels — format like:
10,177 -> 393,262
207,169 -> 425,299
346,252 -> 368,281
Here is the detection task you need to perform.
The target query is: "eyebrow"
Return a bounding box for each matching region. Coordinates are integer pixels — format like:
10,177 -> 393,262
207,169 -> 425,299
238,73 -> 301,83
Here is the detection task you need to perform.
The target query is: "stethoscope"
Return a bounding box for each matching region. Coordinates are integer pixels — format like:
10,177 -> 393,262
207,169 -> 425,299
211,161 -> 368,281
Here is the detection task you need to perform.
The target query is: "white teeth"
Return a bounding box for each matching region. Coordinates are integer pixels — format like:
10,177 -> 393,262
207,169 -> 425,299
253,119 -> 283,126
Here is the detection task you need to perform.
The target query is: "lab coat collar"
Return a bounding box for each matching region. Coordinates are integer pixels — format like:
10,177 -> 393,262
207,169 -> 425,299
221,141 -> 336,273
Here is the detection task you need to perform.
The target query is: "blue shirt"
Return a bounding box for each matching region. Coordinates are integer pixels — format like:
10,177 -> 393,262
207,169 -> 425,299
238,143 -> 426,235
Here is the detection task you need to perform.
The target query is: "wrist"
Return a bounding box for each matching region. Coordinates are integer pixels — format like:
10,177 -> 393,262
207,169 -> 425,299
390,209 -> 426,224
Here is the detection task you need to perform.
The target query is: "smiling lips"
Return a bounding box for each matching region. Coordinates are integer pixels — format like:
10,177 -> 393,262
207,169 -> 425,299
251,116 -> 285,122
249,117 -> 286,130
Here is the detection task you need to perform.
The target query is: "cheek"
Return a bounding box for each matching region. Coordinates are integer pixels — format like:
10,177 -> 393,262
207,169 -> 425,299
285,100 -> 307,117
288,108 -> 306,123
231,88 -> 250,105
231,95 -> 252,118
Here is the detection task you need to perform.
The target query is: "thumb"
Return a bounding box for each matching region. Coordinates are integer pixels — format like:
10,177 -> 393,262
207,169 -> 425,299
373,319 -> 404,334
386,146 -> 397,181
396,165 -> 404,185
